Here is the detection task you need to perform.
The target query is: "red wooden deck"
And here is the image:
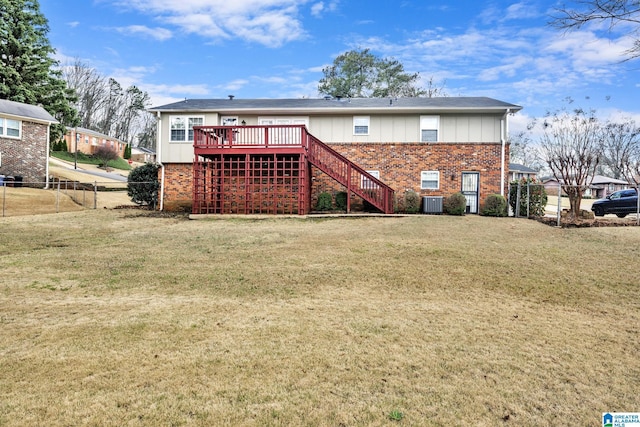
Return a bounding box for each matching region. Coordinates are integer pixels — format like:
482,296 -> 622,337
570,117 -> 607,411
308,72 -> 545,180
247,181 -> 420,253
192,125 -> 394,215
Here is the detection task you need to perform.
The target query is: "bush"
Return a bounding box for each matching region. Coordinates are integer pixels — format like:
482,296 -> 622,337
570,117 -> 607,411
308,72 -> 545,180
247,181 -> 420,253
335,191 -> 348,211
127,163 -> 160,209
481,194 -> 508,217
316,192 -> 332,211
509,178 -> 547,217
404,190 -> 421,213
394,193 -> 406,213
444,192 -> 466,215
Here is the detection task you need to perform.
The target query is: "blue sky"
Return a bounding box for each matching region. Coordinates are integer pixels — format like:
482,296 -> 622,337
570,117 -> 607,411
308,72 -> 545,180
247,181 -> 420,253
39,0 -> 640,133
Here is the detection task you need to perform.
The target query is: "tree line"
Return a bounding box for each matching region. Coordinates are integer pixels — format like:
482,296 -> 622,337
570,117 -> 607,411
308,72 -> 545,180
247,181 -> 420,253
62,60 -> 156,150
0,0 -> 156,151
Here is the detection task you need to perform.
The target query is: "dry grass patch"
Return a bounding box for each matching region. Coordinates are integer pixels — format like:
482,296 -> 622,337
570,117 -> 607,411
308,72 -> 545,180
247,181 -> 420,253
0,212 -> 639,426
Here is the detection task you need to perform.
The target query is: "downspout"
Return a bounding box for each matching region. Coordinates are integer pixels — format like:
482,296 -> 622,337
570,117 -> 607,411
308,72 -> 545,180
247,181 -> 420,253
44,123 -> 52,189
156,111 -> 165,211
500,108 -> 511,197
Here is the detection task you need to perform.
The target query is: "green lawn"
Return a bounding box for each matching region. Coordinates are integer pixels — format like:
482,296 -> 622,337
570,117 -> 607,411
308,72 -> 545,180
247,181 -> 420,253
51,150 -> 132,171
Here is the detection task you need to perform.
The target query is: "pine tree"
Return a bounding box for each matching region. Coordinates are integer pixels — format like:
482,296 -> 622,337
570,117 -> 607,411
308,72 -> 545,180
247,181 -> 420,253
0,0 -> 78,138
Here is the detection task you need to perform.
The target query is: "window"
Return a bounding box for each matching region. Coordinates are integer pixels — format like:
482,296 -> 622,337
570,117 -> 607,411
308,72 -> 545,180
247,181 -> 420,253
420,116 -> 439,142
353,116 -> 370,135
421,171 -> 440,190
84,136 -> 89,144
361,170 -> 380,189
258,117 -> 309,145
170,116 -> 203,142
221,116 -> 238,126
0,117 -> 21,138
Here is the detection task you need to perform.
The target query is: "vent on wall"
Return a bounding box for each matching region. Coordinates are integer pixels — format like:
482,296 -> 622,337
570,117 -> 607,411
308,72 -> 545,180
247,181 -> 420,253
422,196 -> 443,214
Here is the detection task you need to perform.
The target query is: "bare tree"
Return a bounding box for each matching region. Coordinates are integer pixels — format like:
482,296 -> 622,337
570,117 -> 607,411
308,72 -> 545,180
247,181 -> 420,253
62,61 -> 152,147
136,112 -> 157,151
63,59 -> 107,129
96,78 -> 123,137
93,145 -> 119,172
509,131 -> 544,171
536,108 -> 603,218
600,119 -> 640,179
550,0 -> 640,61
113,86 -> 150,143
422,76 -> 448,98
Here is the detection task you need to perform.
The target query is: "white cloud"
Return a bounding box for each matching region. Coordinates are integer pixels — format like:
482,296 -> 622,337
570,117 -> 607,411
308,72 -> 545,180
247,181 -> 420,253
67,21 -> 80,28
107,0 -> 311,47
311,2 -> 324,17
311,0 -> 338,17
217,79 -> 250,92
504,2 -> 540,21
114,25 -> 173,41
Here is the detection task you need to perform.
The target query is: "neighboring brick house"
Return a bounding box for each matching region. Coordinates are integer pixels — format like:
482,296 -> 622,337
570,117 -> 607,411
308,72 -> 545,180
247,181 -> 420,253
148,97 -> 522,214
63,127 -> 127,158
0,99 -> 58,186
130,146 -> 156,163
508,163 -> 538,181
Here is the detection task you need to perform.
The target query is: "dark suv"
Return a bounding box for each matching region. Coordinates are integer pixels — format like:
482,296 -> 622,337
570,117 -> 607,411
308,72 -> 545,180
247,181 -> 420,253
591,188 -> 638,217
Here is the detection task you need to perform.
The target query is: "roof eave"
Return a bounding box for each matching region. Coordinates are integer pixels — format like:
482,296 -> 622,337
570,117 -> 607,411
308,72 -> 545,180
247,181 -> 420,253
0,111 -> 58,125
148,106 -> 522,115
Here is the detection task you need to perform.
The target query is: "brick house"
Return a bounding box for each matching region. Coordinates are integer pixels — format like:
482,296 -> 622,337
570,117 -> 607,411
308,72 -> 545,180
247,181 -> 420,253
148,97 -> 522,214
63,127 -> 127,158
0,98 -> 58,186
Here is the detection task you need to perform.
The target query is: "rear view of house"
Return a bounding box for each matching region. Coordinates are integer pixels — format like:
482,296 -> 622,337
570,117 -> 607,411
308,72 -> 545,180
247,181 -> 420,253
149,96 -> 522,214
0,99 -> 58,186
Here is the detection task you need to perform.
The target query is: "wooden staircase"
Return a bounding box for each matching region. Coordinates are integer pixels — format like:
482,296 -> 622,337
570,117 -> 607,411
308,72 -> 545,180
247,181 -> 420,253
306,132 -> 394,214
191,125 -> 395,214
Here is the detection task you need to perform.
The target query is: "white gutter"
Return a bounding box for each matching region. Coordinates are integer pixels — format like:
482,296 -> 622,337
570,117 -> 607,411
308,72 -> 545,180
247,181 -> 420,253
500,108 -> 511,197
156,111 -> 164,211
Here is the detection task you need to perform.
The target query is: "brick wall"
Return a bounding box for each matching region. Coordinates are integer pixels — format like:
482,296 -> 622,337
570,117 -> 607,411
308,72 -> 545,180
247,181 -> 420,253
312,142 -> 509,207
161,142 -> 510,212
161,163 -> 193,212
0,121 -> 49,184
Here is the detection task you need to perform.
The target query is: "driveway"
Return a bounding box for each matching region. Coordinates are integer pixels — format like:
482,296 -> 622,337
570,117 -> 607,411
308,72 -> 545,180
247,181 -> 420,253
49,157 -> 128,183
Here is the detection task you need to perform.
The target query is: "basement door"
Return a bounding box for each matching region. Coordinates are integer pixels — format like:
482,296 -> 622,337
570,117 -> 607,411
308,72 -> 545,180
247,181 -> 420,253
461,172 -> 479,214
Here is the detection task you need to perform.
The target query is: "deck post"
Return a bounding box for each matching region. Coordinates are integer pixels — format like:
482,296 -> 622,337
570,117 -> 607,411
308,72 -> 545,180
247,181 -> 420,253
346,163 -> 352,213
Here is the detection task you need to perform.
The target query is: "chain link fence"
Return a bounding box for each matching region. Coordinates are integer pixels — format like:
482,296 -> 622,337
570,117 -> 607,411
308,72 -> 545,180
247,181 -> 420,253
509,181 -> 640,226
0,179 -> 149,217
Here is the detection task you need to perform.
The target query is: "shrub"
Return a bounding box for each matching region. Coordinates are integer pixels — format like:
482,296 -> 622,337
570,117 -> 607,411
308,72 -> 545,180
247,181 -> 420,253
335,191 -> 348,211
509,178 -> 547,217
404,190 -> 421,213
316,192 -> 332,211
394,193 -> 406,213
127,163 -> 160,209
444,192 -> 466,215
481,194 -> 508,217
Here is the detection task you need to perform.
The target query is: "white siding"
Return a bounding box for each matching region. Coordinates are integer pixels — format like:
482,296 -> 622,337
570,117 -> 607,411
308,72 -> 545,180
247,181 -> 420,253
157,112 -> 504,157
159,112 -> 218,163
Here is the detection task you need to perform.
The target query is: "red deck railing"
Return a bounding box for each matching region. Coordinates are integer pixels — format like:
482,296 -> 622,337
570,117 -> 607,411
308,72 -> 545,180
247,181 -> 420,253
194,125 -> 306,149
192,125 -> 395,214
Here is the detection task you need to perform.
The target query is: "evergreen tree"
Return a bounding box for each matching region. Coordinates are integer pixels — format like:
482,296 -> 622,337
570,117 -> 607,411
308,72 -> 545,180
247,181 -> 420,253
0,0 -> 78,138
318,48 -> 445,98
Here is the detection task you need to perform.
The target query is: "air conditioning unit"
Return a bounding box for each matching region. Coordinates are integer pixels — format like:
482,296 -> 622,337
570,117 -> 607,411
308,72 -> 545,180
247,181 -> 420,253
422,196 -> 443,214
